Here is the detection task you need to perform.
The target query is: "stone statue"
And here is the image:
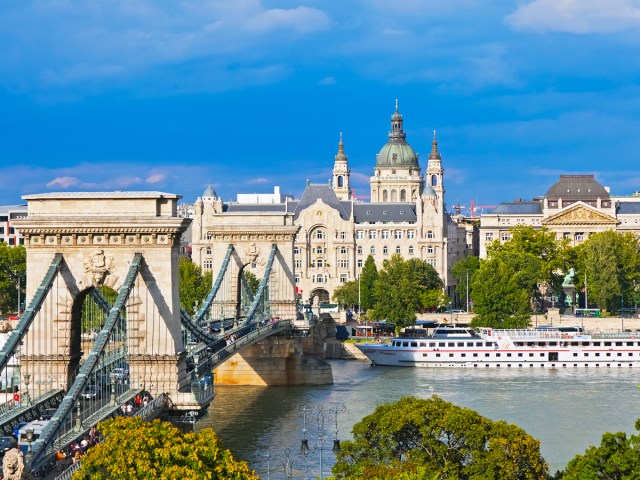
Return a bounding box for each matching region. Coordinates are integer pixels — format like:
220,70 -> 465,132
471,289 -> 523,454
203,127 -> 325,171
562,268 -> 575,287
2,448 -> 24,480
312,295 -> 319,306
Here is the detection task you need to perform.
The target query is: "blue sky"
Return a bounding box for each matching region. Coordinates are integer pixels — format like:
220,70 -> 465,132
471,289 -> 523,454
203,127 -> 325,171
1,1 -> 639,213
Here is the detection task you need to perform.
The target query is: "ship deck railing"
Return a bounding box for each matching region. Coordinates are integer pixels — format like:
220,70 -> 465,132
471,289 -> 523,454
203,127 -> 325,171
480,329 -> 640,342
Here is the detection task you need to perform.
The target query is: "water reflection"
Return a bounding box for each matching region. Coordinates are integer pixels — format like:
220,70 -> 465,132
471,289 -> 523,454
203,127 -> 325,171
200,360 -> 640,477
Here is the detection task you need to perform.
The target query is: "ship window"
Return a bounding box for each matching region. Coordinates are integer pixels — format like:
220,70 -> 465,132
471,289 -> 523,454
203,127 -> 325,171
595,353 -> 600,357
529,353 -> 534,357
581,342 -> 590,347
593,342 -> 601,346
630,353 -> 634,356
584,353 -> 589,357
507,353 -> 512,357
449,353 -> 454,357
616,342 -> 623,346
549,342 -> 557,346
411,342 -> 417,347
436,353 -> 441,357
473,353 -> 478,357
518,353 -> 523,357
606,353 -> 611,356
627,342 -> 635,346
448,342 -> 455,347
571,342 -> 578,346
439,342 -> 445,347
496,353 -> 501,357
457,342 -> 465,347
422,354 -> 428,357
476,342 -> 483,347
487,342 -> 494,347
419,342 -> 426,347
402,342 -> 408,347
540,353 -> 544,357
461,353 -> 466,357
604,342 -> 611,346
485,353 -> 490,357
618,353 -> 622,356
429,342 -> 436,347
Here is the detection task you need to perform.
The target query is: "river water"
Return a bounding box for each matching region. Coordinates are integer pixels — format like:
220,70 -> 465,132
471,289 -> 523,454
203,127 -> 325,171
200,360 -> 640,478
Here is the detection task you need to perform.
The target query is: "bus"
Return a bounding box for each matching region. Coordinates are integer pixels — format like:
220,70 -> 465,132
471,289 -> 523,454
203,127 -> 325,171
574,309 -> 601,318
18,420 -> 49,453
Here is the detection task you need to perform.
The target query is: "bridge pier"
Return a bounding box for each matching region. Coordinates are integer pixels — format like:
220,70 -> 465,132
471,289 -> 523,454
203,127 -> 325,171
214,319 -> 334,386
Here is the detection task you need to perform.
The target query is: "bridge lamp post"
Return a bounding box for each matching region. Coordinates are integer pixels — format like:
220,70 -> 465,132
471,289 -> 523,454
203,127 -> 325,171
26,428 -> 34,456
75,399 -> 82,432
23,374 -> 31,406
110,372 -> 117,406
300,404 -> 345,480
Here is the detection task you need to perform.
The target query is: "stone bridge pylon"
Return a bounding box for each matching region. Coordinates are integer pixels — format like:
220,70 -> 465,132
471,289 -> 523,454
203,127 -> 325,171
13,192 -> 203,410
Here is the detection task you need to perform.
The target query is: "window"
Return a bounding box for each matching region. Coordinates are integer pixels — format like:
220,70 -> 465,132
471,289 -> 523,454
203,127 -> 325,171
356,231 -> 364,240
206,232 -> 212,240
383,246 -> 389,255
394,230 -> 403,239
382,230 -> 390,239
315,246 -> 324,254
427,230 -> 434,239
357,246 -> 363,255
340,274 -> 347,283
575,232 -> 584,242
395,246 -> 401,254
294,247 -> 300,255
407,230 -> 415,239
427,259 -> 436,267
408,246 -> 414,255
315,230 -> 326,240
340,231 -> 347,240
316,259 -> 324,268
369,230 -> 377,240
338,259 -> 349,269
370,246 -> 376,254
427,246 -> 434,254
485,232 -> 493,242
203,260 -> 213,269
313,274 -> 326,283
295,259 -> 302,269
295,275 -> 300,283
501,232 -> 511,241
339,246 -> 347,254
357,259 -> 363,268
205,247 -> 212,255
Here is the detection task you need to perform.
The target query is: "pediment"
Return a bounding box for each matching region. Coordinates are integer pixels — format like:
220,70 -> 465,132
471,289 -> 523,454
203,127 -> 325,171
542,203 -> 618,226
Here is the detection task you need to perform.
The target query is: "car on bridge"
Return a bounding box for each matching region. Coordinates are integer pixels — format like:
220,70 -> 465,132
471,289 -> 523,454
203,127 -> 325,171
81,385 -> 102,401
0,436 -> 17,457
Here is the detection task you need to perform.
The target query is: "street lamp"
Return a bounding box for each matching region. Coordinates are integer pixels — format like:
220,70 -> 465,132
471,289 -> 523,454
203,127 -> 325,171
26,428 -> 34,456
23,374 -> 31,406
75,399 -> 82,432
300,404 -> 345,480
110,372 -> 117,406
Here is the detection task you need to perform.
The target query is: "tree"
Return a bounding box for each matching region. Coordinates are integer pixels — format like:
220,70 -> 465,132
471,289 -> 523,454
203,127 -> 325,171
243,270 -> 260,296
451,255 -> 480,311
359,255 -> 378,314
0,243 -> 26,314
486,226 -> 569,308
574,231 -> 640,313
178,257 -> 212,313
332,396 -> 549,480
333,280 -> 359,309
470,257 -> 531,329
73,416 -> 258,480
556,418 -> 640,480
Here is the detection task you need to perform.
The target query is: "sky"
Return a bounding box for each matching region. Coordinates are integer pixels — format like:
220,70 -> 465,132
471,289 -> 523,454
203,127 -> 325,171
1,0 -> 640,213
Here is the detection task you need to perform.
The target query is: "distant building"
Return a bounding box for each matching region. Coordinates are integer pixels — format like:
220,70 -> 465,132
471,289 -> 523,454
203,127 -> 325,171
192,103 -> 470,304
479,175 -> 640,257
0,205 -> 27,246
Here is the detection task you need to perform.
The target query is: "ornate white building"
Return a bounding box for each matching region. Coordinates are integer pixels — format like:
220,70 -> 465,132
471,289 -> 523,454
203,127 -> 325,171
191,104 -> 469,304
479,175 -> 640,258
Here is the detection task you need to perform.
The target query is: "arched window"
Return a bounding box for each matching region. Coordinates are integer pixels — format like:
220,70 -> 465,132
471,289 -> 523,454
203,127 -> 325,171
337,176 -> 343,187
391,190 -> 397,202
431,175 -> 438,187
400,189 -> 406,202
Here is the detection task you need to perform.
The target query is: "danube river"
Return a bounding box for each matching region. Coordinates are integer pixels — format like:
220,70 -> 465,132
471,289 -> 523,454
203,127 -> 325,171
201,359 -> 640,478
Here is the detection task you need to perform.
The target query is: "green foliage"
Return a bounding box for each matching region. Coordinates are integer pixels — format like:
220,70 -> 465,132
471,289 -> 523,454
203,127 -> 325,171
0,243 -> 26,314
73,416 -> 258,480
178,258 -> 212,313
470,258 -> 531,329
574,231 -> 640,313
333,280 -> 359,308
243,270 -> 260,296
451,255 -> 480,311
81,286 -> 117,332
556,418 -> 640,480
369,255 -> 444,332
359,255 -> 378,313
332,395 -> 549,480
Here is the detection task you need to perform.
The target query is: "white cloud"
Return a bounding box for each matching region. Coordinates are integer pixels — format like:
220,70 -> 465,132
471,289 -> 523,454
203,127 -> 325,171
46,176 -> 79,188
247,177 -> 270,185
146,173 -> 165,184
506,0 -> 640,34
244,7 -> 331,34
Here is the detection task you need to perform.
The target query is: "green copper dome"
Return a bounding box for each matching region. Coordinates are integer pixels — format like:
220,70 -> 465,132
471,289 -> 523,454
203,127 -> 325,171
375,101 -> 420,169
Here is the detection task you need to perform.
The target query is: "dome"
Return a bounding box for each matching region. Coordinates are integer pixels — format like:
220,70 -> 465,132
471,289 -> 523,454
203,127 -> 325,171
203,184 -> 216,198
376,142 -> 419,168
423,184 -> 436,197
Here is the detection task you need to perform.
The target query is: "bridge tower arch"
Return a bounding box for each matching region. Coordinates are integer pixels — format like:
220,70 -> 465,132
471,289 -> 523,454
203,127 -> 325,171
13,192 -> 200,408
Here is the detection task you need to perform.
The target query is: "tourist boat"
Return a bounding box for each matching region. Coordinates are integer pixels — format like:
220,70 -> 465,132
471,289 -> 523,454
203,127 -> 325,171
355,324 -> 640,368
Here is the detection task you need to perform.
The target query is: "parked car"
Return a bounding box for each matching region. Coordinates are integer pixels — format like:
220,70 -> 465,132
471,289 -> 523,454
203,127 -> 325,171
112,367 -> 129,382
81,385 -> 101,400
40,407 -> 58,420
0,436 -> 17,456
451,309 -> 467,314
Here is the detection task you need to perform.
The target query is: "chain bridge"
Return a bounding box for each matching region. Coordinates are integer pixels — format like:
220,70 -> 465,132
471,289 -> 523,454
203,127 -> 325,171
0,191 -> 327,475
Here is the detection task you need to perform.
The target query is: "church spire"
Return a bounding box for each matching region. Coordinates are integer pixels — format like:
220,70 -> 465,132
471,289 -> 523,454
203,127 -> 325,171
389,99 -> 406,143
332,132 -> 351,200
428,130 -> 441,160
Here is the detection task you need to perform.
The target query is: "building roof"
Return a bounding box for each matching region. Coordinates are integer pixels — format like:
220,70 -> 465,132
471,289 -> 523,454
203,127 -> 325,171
545,175 -> 609,201
375,102 -> 420,170
224,204 -> 287,213
493,202 -> 542,215
293,184 -> 350,220
353,203 -> 417,223
203,185 -> 216,197
22,191 -> 181,200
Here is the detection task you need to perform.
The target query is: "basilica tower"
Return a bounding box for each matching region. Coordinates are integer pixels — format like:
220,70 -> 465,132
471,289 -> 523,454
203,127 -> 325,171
370,101 -> 423,203
332,132 -> 351,200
